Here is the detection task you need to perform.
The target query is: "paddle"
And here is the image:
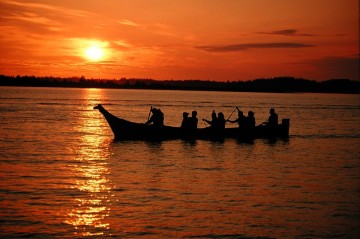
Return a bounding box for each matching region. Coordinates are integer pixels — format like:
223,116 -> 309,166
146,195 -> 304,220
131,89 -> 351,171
202,119 -> 208,128
226,106 -> 238,121
259,120 -> 268,126
147,106 -> 152,121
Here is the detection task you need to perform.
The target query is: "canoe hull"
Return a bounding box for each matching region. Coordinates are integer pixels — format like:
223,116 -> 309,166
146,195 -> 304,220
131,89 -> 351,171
94,104 -> 290,141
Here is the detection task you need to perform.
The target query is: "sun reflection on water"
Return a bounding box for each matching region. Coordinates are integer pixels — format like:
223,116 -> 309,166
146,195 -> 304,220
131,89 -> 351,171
64,88 -> 113,237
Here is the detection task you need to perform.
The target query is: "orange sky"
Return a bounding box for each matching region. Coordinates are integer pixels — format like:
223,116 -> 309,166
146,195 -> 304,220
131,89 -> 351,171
0,0 -> 359,81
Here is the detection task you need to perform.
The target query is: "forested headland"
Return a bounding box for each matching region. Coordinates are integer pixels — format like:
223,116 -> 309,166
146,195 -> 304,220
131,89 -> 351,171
0,75 -> 359,94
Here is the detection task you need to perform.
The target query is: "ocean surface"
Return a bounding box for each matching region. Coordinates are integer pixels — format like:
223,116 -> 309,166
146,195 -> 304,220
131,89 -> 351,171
0,86 -> 359,239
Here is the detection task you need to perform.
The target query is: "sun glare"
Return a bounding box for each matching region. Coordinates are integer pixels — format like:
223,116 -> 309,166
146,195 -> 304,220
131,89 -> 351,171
85,46 -> 104,61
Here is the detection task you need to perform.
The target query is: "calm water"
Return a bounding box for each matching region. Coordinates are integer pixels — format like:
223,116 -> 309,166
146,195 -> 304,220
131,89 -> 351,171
0,86 -> 359,239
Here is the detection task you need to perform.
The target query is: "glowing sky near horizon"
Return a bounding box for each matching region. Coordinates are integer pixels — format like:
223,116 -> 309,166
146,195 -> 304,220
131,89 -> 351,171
0,0 -> 358,81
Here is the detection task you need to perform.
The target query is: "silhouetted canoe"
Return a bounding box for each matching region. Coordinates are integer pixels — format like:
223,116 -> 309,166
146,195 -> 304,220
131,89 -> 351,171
94,104 -> 290,141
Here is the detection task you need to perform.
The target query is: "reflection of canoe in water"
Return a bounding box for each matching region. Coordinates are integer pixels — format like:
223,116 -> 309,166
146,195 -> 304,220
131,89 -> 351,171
94,104 -> 290,141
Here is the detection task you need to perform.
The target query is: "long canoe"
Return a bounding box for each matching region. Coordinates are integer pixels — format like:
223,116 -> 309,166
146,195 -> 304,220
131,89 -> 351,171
94,104 -> 290,141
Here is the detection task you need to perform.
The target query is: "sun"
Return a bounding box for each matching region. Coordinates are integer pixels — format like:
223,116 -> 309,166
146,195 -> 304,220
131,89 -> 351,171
85,46 -> 104,61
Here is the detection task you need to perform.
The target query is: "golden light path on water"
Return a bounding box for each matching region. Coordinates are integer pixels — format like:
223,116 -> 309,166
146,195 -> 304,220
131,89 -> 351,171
64,88 -> 113,237
0,87 -> 359,238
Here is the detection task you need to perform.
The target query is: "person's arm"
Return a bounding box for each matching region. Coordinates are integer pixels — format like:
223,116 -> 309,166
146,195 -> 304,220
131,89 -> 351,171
202,119 -> 212,124
261,117 -> 269,125
145,116 -> 153,125
227,119 -> 237,123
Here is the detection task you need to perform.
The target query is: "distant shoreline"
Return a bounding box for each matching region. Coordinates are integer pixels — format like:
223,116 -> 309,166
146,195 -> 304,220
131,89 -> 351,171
1,75 -> 359,94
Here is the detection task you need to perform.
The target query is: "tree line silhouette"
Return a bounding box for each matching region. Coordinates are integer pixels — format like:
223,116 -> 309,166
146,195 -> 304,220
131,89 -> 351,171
0,75 -> 359,94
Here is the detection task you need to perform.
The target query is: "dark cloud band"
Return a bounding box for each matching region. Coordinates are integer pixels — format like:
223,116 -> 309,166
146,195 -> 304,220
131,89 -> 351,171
196,42 -> 315,52
257,29 -> 316,36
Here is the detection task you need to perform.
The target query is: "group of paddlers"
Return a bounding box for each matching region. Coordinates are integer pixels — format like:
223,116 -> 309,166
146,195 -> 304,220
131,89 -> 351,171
145,106 -> 279,136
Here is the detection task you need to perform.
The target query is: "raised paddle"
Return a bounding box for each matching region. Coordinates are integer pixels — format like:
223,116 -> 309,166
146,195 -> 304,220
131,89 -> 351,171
147,106 -> 153,121
226,106 -> 238,121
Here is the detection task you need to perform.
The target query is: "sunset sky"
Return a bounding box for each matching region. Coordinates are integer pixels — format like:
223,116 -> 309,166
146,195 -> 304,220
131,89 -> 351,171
0,0 -> 359,81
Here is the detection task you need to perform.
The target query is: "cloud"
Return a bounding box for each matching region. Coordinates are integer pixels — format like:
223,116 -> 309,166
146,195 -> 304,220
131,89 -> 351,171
0,0 -> 90,17
0,0 -> 94,34
2,12 -> 62,30
257,29 -> 316,37
196,42 -> 315,52
109,40 -> 133,51
305,55 -> 360,80
118,19 -> 140,27
84,60 -> 125,67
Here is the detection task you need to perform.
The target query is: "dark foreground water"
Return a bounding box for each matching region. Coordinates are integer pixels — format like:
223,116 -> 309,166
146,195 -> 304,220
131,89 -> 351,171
0,87 -> 359,238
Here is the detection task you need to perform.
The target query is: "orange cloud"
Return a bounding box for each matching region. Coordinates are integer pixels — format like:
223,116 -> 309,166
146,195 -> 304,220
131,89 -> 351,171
118,19 -> 140,27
